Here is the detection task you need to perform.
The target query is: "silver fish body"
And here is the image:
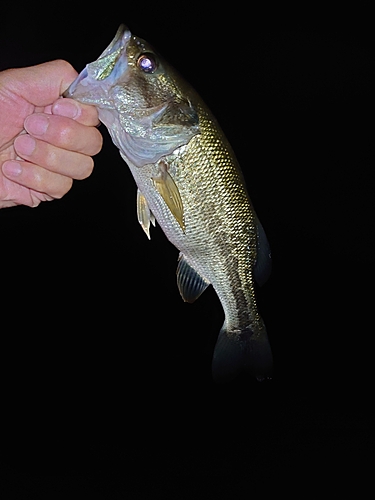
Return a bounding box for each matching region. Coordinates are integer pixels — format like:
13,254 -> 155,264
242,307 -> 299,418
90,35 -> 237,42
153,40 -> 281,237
64,24 -> 273,381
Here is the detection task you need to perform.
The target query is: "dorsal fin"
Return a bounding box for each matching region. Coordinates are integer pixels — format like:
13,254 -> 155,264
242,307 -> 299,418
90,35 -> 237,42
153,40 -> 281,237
253,215 -> 272,287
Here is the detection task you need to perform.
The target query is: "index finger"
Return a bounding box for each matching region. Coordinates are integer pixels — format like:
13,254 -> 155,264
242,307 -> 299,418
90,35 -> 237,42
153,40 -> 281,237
1,60 -> 79,107
51,98 -> 100,127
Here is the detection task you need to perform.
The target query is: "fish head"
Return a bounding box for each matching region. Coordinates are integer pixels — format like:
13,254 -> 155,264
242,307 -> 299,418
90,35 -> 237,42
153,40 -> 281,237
64,24 -> 200,166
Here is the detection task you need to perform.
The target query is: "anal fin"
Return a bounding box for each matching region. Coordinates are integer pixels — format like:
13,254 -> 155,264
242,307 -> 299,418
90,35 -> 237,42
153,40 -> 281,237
176,254 -> 210,303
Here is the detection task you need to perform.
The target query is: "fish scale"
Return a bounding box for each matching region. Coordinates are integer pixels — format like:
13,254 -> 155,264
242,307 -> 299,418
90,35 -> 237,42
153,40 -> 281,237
175,104 -> 258,322
64,24 -> 273,382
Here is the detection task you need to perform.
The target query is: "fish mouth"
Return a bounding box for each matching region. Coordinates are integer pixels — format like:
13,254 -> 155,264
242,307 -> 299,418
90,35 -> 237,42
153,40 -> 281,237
63,68 -> 88,97
63,24 -> 131,98
97,24 -> 130,60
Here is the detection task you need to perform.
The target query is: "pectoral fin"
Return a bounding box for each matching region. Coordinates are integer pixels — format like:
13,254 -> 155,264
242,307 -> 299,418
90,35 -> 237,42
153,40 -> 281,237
176,254 -> 210,303
137,188 -> 155,239
152,167 -> 184,231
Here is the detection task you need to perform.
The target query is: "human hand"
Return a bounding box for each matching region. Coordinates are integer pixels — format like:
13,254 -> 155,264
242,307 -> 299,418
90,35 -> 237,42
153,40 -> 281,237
0,60 -> 103,208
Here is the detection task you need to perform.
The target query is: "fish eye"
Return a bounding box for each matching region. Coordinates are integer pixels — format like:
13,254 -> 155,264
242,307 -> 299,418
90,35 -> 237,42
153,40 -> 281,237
137,53 -> 158,73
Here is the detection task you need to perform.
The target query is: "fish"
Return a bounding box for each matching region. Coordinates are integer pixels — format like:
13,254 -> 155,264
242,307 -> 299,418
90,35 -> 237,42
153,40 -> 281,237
64,24 -> 273,382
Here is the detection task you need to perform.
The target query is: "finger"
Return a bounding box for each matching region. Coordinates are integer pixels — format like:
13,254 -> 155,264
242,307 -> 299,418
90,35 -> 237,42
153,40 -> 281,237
0,170 -> 51,208
24,113 -> 103,156
51,98 -> 100,127
14,134 -> 94,180
2,159 -> 73,200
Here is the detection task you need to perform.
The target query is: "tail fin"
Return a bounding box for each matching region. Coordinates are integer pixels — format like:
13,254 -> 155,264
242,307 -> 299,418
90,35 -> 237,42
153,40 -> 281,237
211,322 -> 273,383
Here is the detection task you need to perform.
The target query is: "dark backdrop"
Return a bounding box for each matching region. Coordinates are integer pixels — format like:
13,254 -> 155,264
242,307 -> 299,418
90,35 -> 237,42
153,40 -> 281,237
1,6 -> 373,499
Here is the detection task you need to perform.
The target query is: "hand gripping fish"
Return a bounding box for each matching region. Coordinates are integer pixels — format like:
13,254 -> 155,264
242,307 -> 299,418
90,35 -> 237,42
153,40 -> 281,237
64,24 -> 273,382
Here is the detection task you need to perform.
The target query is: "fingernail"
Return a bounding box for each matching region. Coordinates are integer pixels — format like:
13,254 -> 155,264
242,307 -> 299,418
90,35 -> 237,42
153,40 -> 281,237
24,114 -> 49,136
2,161 -> 22,177
52,99 -> 80,119
14,134 -> 36,156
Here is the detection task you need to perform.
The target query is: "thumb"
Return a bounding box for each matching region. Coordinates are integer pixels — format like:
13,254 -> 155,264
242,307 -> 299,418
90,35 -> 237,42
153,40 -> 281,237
1,60 -> 79,107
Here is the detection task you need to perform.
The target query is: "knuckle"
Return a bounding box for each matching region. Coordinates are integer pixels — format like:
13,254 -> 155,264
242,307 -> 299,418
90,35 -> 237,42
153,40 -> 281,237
76,156 -> 94,180
53,59 -> 75,73
82,103 -> 100,126
90,129 -> 103,156
58,122 -> 76,146
50,117 -> 103,158
45,147 -> 59,167
31,170 -> 46,193
77,127 -> 103,156
53,177 -> 73,199
33,170 -> 73,199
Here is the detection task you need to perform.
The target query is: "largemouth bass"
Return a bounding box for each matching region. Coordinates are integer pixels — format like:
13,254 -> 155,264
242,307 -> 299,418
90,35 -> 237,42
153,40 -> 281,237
64,24 -> 273,382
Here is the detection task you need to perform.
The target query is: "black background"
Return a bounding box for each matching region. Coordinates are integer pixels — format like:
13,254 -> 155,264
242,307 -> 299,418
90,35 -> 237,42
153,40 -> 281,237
1,5 -> 373,499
